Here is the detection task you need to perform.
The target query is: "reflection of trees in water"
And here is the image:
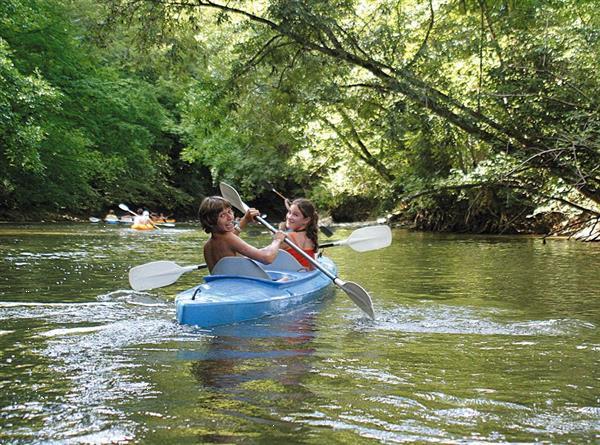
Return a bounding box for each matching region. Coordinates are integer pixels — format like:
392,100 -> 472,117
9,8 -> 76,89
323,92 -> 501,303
185,299 -> 334,443
189,290 -> 334,390
190,353 -> 236,388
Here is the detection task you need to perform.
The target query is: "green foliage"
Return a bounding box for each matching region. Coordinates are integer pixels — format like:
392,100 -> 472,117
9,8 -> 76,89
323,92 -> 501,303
0,0 -> 203,217
0,38 -> 62,209
3,0 -> 599,232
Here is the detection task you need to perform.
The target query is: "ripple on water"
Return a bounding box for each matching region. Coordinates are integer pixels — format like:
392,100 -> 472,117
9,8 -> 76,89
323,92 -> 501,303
21,314 -> 208,443
38,325 -> 110,337
371,304 -> 596,336
97,289 -> 171,307
0,289 -> 172,324
5,251 -> 91,262
286,410 -> 449,443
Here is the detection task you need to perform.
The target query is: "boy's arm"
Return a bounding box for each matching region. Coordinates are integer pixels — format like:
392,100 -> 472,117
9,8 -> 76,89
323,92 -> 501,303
229,231 -> 286,264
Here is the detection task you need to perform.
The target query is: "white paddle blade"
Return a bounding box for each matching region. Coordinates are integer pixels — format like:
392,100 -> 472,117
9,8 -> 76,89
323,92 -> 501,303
346,225 -> 392,252
338,280 -> 375,319
129,261 -> 194,291
219,182 -> 250,213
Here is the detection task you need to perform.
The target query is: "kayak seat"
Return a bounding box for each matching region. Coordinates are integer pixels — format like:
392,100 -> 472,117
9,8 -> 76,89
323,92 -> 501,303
211,257 -> 271,280
265,250 -> 305,272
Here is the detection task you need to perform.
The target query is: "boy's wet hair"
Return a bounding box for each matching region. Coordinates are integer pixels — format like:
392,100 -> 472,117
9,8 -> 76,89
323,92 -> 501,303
198,196 -> 232,233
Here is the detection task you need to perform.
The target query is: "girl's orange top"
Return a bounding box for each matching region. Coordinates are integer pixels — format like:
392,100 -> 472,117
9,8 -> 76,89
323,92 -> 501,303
284,231 -> 316,270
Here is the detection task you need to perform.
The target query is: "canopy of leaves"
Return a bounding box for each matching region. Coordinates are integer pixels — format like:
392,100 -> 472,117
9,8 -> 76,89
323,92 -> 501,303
2,0 -> 599,232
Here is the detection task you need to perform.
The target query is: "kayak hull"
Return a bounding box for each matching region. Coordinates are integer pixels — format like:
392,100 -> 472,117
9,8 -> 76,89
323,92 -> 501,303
131,223 -> 155,231
175,256 -> 336,327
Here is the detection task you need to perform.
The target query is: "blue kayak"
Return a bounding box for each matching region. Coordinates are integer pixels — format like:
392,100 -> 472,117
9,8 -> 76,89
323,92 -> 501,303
175,252 -> 336,327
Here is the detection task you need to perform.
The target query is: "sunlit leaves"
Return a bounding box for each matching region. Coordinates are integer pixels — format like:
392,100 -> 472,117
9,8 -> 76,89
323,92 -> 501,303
0,40 -> 60,178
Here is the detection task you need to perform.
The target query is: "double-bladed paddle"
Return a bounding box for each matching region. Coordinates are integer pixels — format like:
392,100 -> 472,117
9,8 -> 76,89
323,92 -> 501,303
220,181 -> 376,319
128,225 -> 390,292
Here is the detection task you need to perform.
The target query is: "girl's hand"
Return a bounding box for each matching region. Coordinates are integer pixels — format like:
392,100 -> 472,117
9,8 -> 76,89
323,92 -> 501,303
273,230 -> 286,243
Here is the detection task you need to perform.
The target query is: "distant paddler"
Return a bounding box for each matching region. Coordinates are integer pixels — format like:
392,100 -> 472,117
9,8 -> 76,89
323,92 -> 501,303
131,209 -> 155,231
104,209 -> 119,224
151,212 -> 167,223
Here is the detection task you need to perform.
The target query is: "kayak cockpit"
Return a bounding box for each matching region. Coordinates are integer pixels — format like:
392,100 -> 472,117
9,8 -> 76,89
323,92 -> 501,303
208,251 -> 308,278
202,251 -> 328,288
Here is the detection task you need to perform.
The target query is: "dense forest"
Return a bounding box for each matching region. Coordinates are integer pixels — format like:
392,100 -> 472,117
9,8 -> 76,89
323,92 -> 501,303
1,0 -> 599,235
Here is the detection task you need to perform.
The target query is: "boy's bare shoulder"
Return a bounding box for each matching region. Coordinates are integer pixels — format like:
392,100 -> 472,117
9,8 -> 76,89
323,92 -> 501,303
205,232 -> 242,254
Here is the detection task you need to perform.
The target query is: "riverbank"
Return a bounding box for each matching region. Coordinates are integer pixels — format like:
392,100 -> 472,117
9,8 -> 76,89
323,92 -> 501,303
2,210 -> 598,241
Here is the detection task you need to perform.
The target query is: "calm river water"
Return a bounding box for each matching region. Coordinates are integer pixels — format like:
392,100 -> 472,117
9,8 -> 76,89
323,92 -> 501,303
0,222 -> 598,444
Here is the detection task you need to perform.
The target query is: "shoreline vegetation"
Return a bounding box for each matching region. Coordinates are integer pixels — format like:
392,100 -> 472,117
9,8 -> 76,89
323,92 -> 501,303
2,209 -> 598,242
2,2 -> 599,242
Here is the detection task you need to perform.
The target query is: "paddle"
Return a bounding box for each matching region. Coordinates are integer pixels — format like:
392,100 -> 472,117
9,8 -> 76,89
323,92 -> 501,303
220,181 -> 375,319
118,203 -> 160,230
319,225 -> 392,252
127,225 -> 389,291
261,180 -> 334,237
129,261 -> 207,291
89,217 -> 101,223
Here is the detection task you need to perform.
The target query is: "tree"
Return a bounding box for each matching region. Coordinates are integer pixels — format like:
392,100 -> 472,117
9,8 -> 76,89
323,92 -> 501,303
102,0 -> 600,215
0,0 -> 199,216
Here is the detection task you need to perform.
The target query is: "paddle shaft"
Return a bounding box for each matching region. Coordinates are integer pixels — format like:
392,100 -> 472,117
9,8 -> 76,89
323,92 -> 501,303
271,188 -> 288,202
319,241 -> 341,249
121,206 -> 137,217
263,180 -> 287,201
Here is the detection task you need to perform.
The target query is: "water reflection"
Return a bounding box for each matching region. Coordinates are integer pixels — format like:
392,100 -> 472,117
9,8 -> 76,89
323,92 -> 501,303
185,295 -> 333,389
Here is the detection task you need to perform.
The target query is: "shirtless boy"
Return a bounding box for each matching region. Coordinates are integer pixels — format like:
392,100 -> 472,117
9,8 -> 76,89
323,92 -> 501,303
198,196 -> 286,272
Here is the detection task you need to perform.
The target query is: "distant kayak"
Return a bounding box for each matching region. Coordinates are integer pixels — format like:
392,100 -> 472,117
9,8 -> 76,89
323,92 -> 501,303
131,223 -> 156,231
152,219 -> 176,225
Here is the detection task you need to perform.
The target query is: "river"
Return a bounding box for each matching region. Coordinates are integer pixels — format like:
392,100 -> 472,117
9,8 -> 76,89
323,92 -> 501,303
0,222 -> 598,444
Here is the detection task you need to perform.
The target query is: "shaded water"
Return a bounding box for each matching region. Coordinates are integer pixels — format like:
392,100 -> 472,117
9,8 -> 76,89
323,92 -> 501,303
0,223 -> 598,444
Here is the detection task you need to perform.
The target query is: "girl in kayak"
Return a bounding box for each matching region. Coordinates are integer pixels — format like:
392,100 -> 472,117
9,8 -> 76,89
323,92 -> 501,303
199,196 -> 286,272
279,198 -> 319,270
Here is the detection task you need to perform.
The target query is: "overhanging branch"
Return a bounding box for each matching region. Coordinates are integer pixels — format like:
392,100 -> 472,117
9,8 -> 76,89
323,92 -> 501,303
402,181 -> 599,216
